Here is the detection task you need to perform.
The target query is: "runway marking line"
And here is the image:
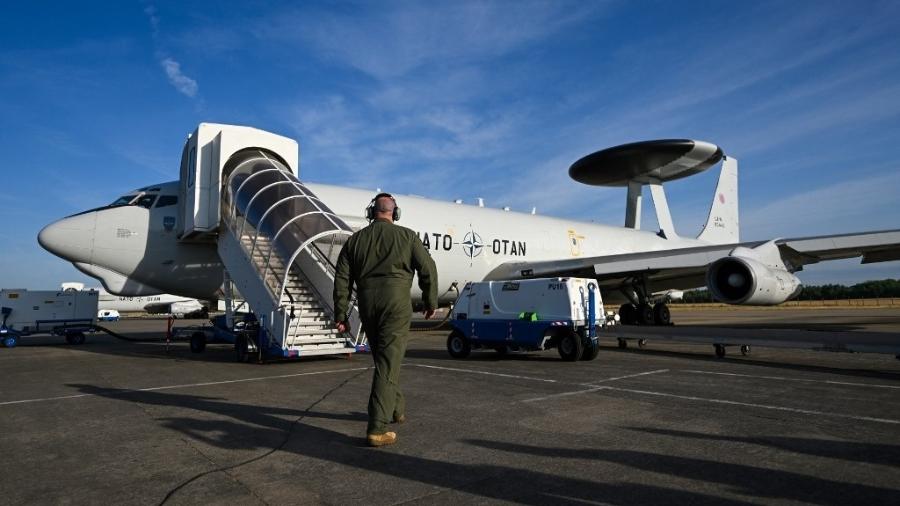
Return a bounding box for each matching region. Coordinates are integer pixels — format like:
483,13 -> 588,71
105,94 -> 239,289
409,363 -> 560,383
0,366 -> 372,407
587,369 -> 670,385
598,385 -> 900,425
681,369 -> 900,390
522,370 -> 670,403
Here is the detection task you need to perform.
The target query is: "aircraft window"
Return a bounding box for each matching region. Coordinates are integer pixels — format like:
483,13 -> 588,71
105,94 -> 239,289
187,147 -> 196,187
135,195 -> 157,209
155,195 -> 178,208
110,195 -> 138,206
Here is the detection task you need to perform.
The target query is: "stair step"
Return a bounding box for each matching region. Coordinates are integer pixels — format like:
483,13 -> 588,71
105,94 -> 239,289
291,315 -> 329,323
291,328 -> 340,336
286,341 -> 350,351
287,337 -> 348,345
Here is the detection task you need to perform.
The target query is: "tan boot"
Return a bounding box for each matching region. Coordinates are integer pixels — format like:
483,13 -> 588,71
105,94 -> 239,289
392,413 -> 406,424
367,431 -> 398,447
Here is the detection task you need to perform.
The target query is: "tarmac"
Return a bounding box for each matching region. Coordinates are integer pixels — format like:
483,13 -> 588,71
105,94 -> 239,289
2,307 -> 899,505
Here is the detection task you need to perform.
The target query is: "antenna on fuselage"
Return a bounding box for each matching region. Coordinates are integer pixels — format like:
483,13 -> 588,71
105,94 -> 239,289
568,139 -> 724,239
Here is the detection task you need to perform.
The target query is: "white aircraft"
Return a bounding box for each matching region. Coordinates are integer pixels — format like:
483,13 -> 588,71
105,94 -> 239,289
62,282 -> 204,316
37,124 -> 900,327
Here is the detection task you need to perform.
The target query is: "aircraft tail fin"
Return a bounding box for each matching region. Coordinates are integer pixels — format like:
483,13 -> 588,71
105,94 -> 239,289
697,156 -> 739,244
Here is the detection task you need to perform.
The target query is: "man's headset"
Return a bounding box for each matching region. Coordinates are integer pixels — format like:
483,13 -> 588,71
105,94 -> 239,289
365,192 -> 401,222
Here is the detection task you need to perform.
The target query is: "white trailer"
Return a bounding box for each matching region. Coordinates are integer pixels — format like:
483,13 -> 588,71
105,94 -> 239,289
1,289 -> 99,347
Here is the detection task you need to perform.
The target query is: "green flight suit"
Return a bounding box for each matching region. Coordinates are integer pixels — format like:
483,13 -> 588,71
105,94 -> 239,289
333,218 -> 438,435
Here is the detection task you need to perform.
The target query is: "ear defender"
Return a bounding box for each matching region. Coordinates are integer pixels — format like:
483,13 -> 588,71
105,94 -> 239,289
366,192 -> 401,221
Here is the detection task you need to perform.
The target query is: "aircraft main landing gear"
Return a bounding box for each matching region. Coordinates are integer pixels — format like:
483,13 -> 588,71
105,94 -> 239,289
616,275 -> 673,327
617,302 -> 671,326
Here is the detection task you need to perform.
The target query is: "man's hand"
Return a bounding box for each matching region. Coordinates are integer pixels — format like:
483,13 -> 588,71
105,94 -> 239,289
423,308 -> 436,320
336,321 -> 349,333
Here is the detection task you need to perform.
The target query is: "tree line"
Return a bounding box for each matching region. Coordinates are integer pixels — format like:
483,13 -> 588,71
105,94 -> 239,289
676,279 -> 900,303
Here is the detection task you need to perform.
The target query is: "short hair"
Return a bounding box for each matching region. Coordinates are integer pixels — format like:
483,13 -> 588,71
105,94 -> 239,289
375,194 -> 396,213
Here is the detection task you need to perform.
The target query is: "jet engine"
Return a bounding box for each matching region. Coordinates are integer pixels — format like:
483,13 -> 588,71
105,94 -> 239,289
706,243 -> 802,305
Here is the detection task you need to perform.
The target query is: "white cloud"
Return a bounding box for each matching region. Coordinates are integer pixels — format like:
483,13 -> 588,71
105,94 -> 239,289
160,57 -> 198,97
741,171 -> 900,240
144,4 -> 199,98
270,2 -> 600,81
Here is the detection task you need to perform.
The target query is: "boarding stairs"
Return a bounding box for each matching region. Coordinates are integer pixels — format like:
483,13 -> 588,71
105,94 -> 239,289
216,153 -> 364,358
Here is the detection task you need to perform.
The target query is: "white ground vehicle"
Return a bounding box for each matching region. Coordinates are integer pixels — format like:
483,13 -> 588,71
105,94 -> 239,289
97,309 -> 120,321
448,277 -> 605,361
1,289 -> 99,347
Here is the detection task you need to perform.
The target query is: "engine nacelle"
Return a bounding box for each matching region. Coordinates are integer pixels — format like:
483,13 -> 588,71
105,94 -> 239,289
706,256 -> 802,305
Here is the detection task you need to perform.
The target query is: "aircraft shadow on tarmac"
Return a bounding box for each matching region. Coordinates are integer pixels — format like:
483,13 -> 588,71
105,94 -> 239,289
58,384 -> 788,505
66,382 -> 784,506
464,438 -> 898,505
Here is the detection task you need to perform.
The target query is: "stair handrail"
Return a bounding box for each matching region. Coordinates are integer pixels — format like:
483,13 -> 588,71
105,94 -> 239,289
260,210 -> 344,293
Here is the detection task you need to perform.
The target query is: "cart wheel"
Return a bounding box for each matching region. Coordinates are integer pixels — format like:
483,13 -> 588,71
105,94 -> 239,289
190,332 -> 207,353
638,339 -> 647,348
581,339 -> 600,361
65,332 -> 85,345
3,334 -> 18,348
715,344 -> 726,358
740,345 -> 751,356
235,334 -> 250,363
447,330 -> 471,359
557,330 -> 584,361
617,338 -> 628,349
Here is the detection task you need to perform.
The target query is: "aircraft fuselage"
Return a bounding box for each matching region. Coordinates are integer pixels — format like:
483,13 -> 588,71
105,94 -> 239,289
39,180 -> 709,303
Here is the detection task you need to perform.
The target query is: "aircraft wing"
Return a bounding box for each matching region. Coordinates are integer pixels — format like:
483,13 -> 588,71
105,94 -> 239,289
776,229 -> 900,265
485,229 -> 900,292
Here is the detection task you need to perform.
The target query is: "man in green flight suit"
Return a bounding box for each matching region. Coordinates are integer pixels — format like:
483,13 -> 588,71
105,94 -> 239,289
333,192 -> 438,447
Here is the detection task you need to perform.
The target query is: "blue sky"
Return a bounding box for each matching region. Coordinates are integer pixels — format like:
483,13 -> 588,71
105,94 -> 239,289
1,0 -> 899,289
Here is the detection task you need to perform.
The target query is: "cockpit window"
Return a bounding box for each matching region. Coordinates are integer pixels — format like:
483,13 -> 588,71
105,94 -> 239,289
155,195 -> 178,208
134,195 -> 157,209
110,195 -> 138,206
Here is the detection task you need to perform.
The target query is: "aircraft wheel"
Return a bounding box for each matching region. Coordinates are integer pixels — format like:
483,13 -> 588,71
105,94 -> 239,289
715,344 -> 726,358
447,330 -> 471,359
618,304 -> 636,325
636,304 -> 654,325
65,332 -> 85,345
235,334 -> 251,363
653,303 -> 671,325
638,339 -> 647,348
558,330 -> 584,361
190,332 -> 207,353
2,334 -> 18,348
581,339 -> 600,361
740,345 -> 751,356
617,338 -> 628,349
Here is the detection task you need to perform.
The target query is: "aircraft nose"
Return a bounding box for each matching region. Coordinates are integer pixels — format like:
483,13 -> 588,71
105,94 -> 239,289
38,212 -> 96,263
